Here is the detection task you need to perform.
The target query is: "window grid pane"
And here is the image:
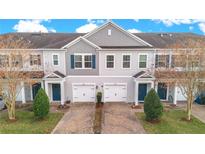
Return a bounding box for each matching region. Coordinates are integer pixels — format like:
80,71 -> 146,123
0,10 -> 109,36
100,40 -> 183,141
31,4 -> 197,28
106,55 -> 114,68
84,55 -> 92,68
74,55 -> 82,68
139,55 -> 147,68
123,55 -> 130,68
53,55 -> 59,65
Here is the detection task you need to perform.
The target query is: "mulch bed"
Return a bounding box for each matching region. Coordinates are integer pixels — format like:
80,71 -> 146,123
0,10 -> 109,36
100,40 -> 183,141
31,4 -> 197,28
131,104 -> 142,109
93,103 -> 103,134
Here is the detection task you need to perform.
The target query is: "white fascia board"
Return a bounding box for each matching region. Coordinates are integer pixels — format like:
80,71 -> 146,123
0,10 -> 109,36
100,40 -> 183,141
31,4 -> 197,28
61,36 -> 101,50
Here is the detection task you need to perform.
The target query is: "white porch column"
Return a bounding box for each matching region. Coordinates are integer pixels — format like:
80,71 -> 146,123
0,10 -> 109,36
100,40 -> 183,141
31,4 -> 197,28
134,81 -> 139,105
21,81 -> 26,104
151,81 -> 154,89
60,80 -> 65,105
45,81 -> 50,100
41,80 -> 44,89
173,85 -> 178,105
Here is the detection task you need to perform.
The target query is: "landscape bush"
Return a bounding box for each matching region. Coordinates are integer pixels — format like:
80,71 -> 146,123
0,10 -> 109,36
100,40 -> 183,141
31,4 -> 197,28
144,88 -> 163,121
33,88 -> 50,119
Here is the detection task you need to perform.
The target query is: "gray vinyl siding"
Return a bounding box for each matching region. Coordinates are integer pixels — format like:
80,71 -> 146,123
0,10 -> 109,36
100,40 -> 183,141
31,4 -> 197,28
86,24 -> 146,47
99,50 -> 155,76
66,40 -> 99,75
64,76 -> 135,103
43,50 -> 66,75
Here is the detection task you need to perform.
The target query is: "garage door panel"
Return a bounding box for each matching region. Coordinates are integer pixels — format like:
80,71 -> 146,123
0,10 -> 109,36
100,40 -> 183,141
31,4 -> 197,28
104,84 -> 127,102
72,84 -> 95,102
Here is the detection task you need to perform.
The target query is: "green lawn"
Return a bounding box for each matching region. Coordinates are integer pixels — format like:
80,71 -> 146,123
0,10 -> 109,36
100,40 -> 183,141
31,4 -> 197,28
136,110 -> 205,134
0,110 -> 64,134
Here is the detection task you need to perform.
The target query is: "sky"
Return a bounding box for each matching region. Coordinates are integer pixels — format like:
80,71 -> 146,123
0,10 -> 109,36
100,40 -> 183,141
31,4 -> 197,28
0,19 -> 205,35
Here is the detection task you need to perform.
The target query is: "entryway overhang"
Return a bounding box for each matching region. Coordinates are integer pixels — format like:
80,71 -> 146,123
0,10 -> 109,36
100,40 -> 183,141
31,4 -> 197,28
133,71 -> 155,105
43,71 -> 66,105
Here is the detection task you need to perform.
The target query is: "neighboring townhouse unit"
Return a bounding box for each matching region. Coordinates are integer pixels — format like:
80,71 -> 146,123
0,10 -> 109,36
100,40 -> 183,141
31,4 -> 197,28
0,21 -> 204,105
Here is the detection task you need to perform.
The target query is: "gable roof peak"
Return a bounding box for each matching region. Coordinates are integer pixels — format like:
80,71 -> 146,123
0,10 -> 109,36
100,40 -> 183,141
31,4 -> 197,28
84,20 -> 153,47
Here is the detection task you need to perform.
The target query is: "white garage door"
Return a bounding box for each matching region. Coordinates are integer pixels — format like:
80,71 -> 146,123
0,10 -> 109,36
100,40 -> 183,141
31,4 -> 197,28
72,83 -> 96,102
104,83 -> 127,102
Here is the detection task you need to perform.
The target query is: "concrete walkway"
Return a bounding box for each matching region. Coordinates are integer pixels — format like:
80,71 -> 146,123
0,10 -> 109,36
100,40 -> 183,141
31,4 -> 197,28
52,103 -> 95,134
101,102 -> 145,134
192,104 -> 205,123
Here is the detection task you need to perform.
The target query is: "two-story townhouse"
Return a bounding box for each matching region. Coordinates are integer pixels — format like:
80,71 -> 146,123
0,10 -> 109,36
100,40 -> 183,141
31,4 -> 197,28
0,21 -> 203,106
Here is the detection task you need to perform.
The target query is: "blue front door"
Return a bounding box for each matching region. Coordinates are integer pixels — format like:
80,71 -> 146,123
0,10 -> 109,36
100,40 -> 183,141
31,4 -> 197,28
138,84 -> 147,102
52,84 -> 61,101
157,83 -> 167,100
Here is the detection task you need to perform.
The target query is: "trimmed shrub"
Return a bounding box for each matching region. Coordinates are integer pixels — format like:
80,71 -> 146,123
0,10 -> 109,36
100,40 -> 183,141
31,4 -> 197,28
96,92 -> 102,104
33,88 -> 50,119
144,88 -> 163,121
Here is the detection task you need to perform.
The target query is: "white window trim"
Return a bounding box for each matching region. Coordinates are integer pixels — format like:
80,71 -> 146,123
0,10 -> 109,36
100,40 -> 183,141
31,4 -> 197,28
155,53 -> 170,68
138,53 -> 148,69
105,54 -> 115,69
52,53 -> 60,66
121,53 -> 131,69
30,54 -> 41,66
74,53 -> 93,69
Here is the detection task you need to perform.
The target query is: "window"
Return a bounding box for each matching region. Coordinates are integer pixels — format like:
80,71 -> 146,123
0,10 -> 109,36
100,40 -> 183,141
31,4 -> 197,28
84,55 -> 92,68
0,55 -> 9,67
52,54 -> 59,66
74,55 -> 82,68
123,55 -> 130,68
106,55 -> 114,68
74,54 -> 92,69
139,55 -> 147,68
30,55 -> 41,66
155,55 -> 169,68
12,55 -> 22,67
108,29 -> 112,36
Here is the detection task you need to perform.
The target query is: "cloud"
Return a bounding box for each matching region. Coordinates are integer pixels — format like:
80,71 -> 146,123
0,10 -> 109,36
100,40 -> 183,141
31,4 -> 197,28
76,23 -> 98,33
133,19 -> 139,22
13,19 -> 56,33
75,19 -> 108,33
127,28 -> 141,33
154,19 -> 193,27
189,26 -> 194,31
198,23 -> 205,34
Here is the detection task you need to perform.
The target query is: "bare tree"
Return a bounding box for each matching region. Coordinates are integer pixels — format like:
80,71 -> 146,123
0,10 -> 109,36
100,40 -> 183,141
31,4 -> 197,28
0,35 -> 43,120
155,37 -> 205,120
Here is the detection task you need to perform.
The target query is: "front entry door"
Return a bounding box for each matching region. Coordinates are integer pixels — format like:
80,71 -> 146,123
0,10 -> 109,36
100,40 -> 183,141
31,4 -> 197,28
138,83 -> 147,102
157,83 -> 167,100
32,83 -> 41,99
52,84 -> 61,101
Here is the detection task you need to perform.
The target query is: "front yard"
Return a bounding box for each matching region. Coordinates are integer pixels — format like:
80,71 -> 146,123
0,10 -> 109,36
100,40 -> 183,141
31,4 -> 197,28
136,109 -> 205,134
0,109 -> 63,134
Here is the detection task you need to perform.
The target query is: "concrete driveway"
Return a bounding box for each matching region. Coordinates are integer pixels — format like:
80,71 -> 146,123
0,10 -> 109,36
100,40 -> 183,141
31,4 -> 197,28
101,102 -> 145,134
52,103 -> 95,134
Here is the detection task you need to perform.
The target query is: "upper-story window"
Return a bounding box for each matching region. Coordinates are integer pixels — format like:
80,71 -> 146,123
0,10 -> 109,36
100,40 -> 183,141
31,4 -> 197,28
73,54 -> 92,69
84,55 -> 92,68
155,55 -> 169,68
139,54 -> 147,68
30,55 -> 41,66
12,55 -> 22,67
0,55 -> 9,67
106,55 -> 114,68
52,54 -> 59,66
74,55 -> 83,68
122,54 -> 131,68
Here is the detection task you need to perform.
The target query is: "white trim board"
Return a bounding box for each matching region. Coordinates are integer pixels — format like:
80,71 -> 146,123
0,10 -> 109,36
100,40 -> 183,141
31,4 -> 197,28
61,36 -> 101,50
